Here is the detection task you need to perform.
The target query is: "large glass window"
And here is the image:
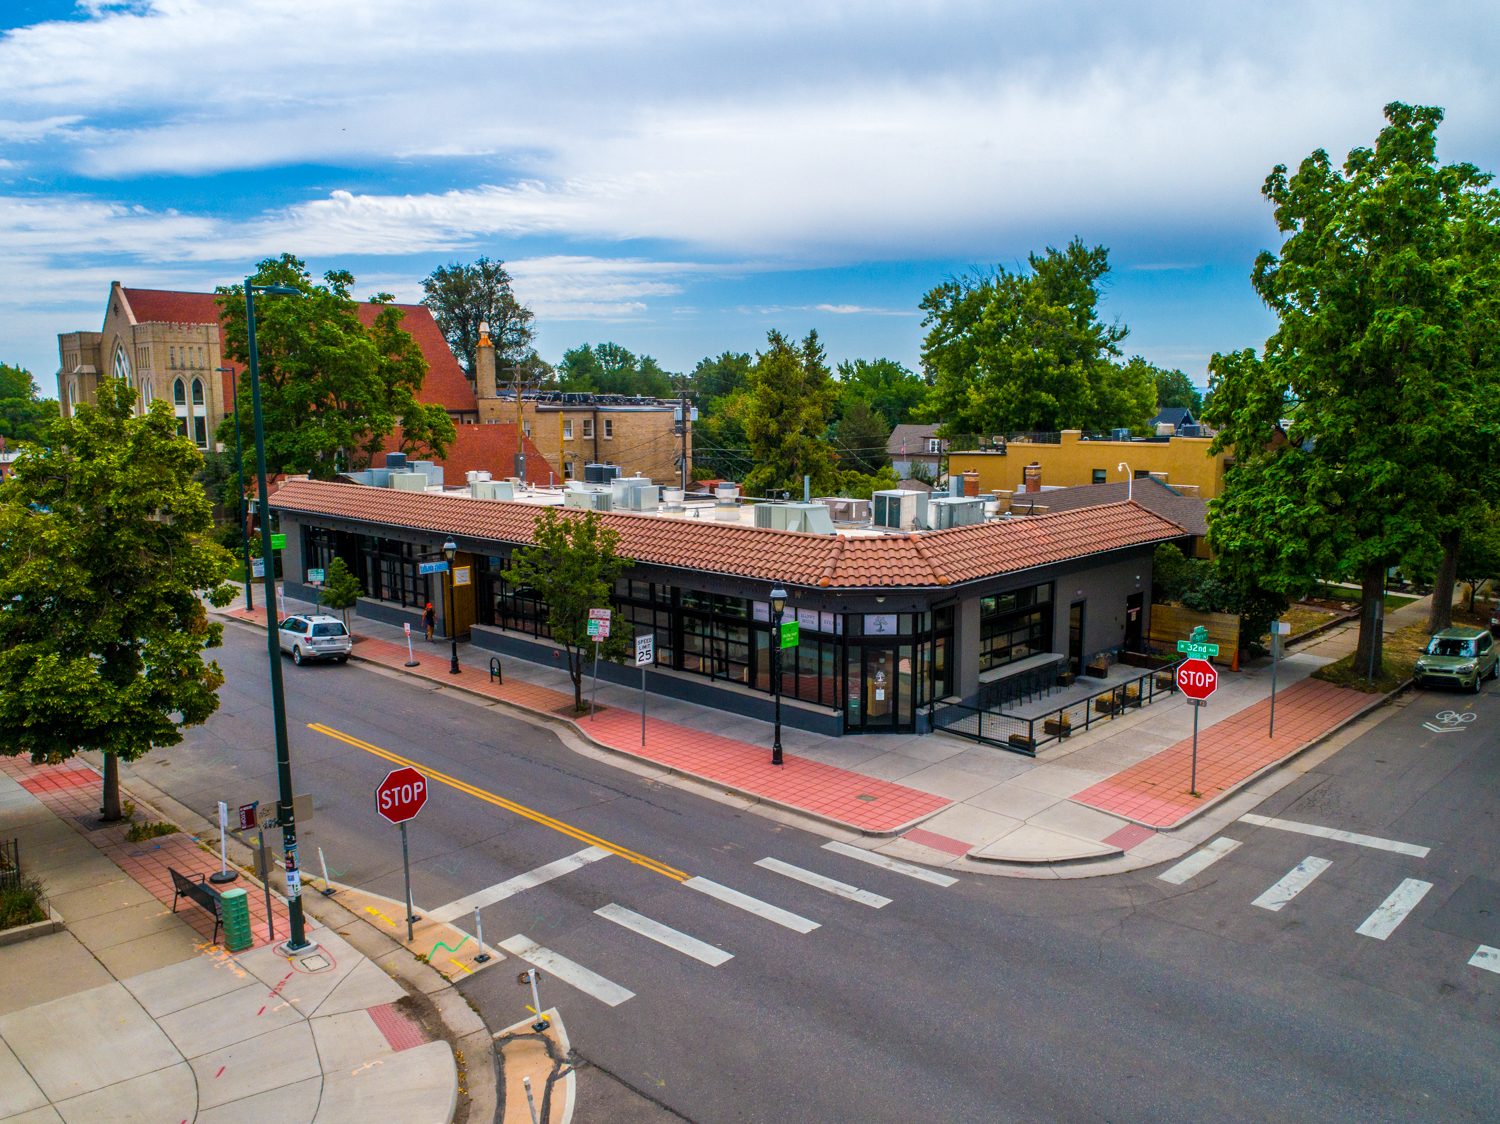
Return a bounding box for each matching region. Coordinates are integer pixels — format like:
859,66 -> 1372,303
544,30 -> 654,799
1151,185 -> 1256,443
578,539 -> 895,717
979,583 -> 1053,672
356,536 -> 433,610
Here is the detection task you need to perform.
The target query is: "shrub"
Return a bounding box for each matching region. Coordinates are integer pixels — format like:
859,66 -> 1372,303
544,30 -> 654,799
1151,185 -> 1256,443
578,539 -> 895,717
0,876 -> 47,930
125,820 -> 178,842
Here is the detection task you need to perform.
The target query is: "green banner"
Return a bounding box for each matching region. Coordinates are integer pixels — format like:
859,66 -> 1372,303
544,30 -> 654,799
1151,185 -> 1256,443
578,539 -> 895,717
270,533 -> 286,550
780,620 -> 799,649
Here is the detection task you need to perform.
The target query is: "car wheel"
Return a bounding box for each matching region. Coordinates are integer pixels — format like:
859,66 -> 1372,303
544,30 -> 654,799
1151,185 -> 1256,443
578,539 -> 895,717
292,646 -> 303,666
1472,674 -> 1482,694
336,656 -> 348,664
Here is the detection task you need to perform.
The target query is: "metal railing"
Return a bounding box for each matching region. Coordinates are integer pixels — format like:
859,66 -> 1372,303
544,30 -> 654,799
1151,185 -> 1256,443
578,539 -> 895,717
933,660 -> 1184,756
0,838 -> 20,893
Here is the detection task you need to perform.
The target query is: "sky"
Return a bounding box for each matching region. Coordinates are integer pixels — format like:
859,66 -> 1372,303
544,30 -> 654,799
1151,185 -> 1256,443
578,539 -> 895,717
2,0 -> 1496,397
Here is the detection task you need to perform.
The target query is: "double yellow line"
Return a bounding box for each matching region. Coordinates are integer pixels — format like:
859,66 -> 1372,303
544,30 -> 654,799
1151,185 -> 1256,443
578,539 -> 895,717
308,723 -> 688,882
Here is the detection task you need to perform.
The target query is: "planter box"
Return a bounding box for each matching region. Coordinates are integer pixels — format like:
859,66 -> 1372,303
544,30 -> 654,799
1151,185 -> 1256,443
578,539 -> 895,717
1154,674 -> 1175,691
1085,665 -> 1109,680
1094,697 -> 1120,714
0,908 -> 63,948
1055,671 -> 1077,688
1043,718 -> 1072,737
1008,734 -> 1037,752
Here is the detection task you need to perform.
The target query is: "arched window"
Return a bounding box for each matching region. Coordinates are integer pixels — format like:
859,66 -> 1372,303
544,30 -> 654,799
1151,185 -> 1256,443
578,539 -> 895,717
114,341 -> 131,381
174,379 -> 186,405
191,378 -> 204,405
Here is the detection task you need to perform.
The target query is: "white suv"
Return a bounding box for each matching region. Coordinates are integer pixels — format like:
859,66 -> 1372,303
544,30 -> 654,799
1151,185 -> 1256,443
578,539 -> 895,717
277,615 -> 353,666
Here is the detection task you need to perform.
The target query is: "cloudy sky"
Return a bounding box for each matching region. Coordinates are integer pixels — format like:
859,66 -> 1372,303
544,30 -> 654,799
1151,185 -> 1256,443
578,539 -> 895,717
2,0 -> 1494,393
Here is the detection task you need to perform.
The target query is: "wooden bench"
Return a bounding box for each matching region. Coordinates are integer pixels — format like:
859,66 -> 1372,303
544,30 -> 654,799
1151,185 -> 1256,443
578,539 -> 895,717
170,867 -> 223,943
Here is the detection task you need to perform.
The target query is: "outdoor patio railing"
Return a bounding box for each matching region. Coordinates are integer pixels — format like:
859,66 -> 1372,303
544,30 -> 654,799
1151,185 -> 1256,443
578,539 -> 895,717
932,659 -> 1185,757
0,838 -> 20,892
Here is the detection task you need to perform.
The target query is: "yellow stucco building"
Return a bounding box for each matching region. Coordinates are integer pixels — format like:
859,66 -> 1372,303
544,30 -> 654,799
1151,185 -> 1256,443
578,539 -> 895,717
948,431 -> 1231,500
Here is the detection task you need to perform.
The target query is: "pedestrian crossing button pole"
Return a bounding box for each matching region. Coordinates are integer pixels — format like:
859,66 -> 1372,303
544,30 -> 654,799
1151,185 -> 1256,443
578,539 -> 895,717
519,968 -> 549,1032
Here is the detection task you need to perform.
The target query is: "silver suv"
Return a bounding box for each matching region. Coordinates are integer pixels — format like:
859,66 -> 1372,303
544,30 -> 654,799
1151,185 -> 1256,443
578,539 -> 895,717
277,614 -> 353,666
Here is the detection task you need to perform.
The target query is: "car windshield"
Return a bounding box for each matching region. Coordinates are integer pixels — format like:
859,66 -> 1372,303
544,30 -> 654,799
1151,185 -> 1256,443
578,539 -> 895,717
312,623 -> 347,637
1426,637 -> 1476,658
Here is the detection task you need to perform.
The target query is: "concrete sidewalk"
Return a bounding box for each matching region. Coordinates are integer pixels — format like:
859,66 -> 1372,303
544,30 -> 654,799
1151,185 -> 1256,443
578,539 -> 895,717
0,759 -> 465,1124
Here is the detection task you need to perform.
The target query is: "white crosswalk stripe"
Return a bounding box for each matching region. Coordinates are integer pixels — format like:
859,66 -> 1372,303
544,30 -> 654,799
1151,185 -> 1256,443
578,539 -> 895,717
683,876 -> 820,933
499,933 -> 635,1007
595,903 -> 733,967
1252,856 -> 1332,912
755,857 -> 891,908
1238,814 -> 1430,858
1469,945 -> 1500,974
1158,837 -> 1242,885
1356,879 -> 1433,940
429,846 -> 612,923
822,840 -> 958,887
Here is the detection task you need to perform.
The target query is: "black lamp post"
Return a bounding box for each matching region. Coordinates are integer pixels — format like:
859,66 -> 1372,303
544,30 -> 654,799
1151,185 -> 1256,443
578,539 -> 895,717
244,278 -> 316,954
770,586 -> 787,765
443,539 -> 460,674
216,365 -> 253,612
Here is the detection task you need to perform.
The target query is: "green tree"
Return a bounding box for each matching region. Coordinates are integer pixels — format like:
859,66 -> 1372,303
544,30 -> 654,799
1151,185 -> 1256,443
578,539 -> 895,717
1146,363 -> 1204,412
691,352 -> 752,406
193,450 -> 239,512
829,401 -> 891,475
0,363 -> 59,446
559,343 -> 673,398
1205,103 -> 1494,679
742,330 -> 840,497
693,389 -> 756,482
216,256 -> 449,479
505,508 -> 633,710
919,240 -> 1153,435
318,556 -> 364,629
835,358 -> 929,429
421,258 -> 535,383
0,379 -> 234,820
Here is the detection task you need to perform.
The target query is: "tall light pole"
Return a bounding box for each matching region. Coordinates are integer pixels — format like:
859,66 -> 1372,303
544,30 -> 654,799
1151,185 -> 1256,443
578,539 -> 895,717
443,539 -> 460,674
217,365 -> 253,612
244,278 -> 316,954
769,586 -> 787,766
1118,462 -> 1133,502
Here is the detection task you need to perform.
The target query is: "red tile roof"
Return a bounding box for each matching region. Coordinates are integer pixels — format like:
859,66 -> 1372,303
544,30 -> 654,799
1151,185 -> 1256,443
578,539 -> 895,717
119,287 -> 476,415
374,424 -> 554,486
269,479 -> 1184,589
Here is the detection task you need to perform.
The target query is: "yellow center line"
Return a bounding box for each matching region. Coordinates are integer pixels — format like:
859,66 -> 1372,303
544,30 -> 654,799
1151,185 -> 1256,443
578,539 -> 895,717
307,723 -> 689,882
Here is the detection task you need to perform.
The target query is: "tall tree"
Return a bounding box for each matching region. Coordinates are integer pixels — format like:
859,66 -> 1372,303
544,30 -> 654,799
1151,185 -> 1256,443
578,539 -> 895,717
505,508 -> 632,711
421,258 -> 535,385
0,362 -> 59,446
919,240 -> 1152,435
830,401 -> 892,475
1143,362 -> 1204,412
743,330 -> 839,496
691,351 -> 752,405
0,379 -> 233,819
834,358 -> 929,429
216,256 -> 452,479
1205,103 -> 1495,679
559,343 -> 673,398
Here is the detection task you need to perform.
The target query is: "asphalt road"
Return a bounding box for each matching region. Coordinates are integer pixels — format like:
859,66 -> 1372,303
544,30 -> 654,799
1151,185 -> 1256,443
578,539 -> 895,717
138,623 -> 1500,1123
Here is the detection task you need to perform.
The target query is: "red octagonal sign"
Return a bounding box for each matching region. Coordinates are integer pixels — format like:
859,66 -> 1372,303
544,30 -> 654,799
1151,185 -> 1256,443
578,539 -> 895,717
1176,657 -> 1218,701
376,767 -> 428,825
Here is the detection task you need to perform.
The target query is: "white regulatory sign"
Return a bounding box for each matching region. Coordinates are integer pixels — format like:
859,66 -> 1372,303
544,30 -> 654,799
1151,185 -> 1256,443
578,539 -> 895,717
635,632 -> 655,667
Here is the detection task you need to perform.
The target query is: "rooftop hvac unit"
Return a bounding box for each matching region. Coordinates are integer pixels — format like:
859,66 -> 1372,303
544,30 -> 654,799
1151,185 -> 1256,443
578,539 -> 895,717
871,490 -> 929,531
472,480 -> 514,501
752,502 -> 835,534
815,497 -> 870,523
1111,427 -> 1132,441
611,481 -> 660,510
928,496 -> 985,528
1178,424 -> 1201,437
385,452 -> 407,470
1155,422 -> 1176,437
564,488 -> 612,511
661,487 -> 685,512
390,472 -> 428,491
584,462 -> 621,485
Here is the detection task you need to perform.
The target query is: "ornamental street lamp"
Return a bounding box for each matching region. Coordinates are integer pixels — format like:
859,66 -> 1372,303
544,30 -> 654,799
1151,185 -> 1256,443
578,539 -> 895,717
443,539 -> 461,674
217,365 -> 253,612
244,279 -> 316,954
769,586 -> 787,766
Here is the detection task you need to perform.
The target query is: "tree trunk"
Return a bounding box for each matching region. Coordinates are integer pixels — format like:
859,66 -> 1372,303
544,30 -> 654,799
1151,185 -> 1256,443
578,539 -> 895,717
101,752 -> 122,821
1428,529 -> 1461,634
569,645 -> 584,711
1352,564 -> 1387,681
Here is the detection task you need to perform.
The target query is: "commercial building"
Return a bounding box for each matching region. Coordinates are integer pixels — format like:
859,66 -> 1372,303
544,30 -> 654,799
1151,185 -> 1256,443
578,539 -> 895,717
948,430 -> 1232,500
269,477 -> 1183,738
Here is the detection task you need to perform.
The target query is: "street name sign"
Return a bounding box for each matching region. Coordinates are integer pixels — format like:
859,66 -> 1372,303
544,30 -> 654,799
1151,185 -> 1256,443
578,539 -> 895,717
376,767 -> 428,825
1176,658 -> 1218,701
418,561 -> 449,575
1177,639 -> 1220,657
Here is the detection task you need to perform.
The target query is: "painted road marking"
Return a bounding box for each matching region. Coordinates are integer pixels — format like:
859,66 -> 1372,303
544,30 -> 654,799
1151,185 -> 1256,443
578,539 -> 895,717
309,723 -> 687,881
1157,837 -> 1242,885
430,847 -> 612,923
755,857 -> 891,908
595,903 -> 733,967
1355,878 -> 1434,940
1239,813 -> 1430,858
683,877 -> 820,933
821,841 -> 959,887
1469,945 -> 1500,974
499,934 -> 635,1007
1252,856 -> 1332,912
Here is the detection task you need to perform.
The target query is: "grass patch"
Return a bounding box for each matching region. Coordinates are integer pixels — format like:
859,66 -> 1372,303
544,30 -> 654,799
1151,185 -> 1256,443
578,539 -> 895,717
0,876 -> 48,930
1306,582 -> 1417,612
1310,621 -> 1430,694
125,820 -> 178,842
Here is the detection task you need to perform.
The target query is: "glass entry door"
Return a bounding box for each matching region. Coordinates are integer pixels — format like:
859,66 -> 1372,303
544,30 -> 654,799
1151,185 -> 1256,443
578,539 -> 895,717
845,642 -> 914,732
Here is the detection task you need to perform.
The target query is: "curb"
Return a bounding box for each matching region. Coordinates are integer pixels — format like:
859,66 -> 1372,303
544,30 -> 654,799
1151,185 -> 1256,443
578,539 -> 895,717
1284,609 -> 1360,648
0,906 -> 64,947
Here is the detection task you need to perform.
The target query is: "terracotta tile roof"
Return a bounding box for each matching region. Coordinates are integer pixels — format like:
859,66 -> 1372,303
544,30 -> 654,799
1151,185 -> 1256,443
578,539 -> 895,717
374,424 -> 554,486
119,287 -> 476,415
270,480 -> 1185,590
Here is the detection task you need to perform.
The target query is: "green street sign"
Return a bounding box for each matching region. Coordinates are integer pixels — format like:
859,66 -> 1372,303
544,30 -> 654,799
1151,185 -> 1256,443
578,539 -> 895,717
780,621 -> 799,649
270,533 -> 286,550
1177,639 -> 1220,656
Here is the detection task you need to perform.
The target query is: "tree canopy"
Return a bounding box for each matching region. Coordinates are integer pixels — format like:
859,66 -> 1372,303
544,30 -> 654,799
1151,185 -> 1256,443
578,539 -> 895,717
829,401 -> 891,476
742,330 -> 840,497
0,363 -> 59,446
834,358 -> 929,429
559,342 -> 674,398
0,378 -> 234,818
1145,363 -> 1204,413
215,255 -> 454,479
421,258 -> 536,383
690,351 -> 753,406
919,239 -> 1155,436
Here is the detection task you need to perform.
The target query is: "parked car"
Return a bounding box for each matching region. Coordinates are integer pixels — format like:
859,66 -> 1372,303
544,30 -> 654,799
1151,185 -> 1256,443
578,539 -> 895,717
277,614 -> 353,666
1491,603 -> 1500,638
1413,627 -> 1498,693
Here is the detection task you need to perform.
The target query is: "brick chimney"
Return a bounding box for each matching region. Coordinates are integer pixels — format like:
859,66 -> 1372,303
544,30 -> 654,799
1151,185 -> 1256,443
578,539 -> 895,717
475,321 -> 496,400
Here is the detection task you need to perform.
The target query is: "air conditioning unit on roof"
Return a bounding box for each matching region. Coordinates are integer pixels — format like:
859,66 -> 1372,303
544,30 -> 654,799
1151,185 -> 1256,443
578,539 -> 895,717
871,489 -> 929,531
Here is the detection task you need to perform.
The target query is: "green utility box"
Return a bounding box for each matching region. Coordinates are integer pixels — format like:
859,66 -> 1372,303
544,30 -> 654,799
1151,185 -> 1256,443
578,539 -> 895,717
220,887 -> 253,952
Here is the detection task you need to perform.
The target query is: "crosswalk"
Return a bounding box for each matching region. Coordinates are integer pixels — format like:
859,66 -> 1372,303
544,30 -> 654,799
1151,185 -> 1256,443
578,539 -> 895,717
424,836 -> 955,1009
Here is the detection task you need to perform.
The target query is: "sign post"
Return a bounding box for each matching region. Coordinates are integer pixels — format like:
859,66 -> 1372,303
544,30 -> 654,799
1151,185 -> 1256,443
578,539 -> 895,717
588,609 -> 611,720
1269,620 -> 1290,737
636,631 -> 654,746
376,767 -> 429,942
403,621 -> 419,667
1176,657 -> 1219,796
211,801 -> 237,883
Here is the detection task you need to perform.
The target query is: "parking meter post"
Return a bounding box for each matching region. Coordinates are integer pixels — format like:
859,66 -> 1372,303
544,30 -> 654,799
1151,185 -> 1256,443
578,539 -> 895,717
528,968 -> 548,1032
400,822 -> 414,943
473,906 -> 490,963
1190,703 -> 1201,797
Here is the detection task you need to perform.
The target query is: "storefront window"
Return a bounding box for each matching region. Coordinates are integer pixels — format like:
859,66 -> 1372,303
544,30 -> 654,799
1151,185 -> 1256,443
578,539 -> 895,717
979,583 -> 1054,671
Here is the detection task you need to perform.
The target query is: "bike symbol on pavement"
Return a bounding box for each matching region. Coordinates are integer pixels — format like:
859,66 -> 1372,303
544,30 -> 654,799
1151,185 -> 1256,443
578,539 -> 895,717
1423,710 -> 1477,734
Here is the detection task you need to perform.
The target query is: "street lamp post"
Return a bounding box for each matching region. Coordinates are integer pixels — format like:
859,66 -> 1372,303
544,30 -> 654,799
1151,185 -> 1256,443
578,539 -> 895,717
769,586 -> 787,766
1118,462 -> 1133,502
443,539 -> 460,674
216,365 -> 253,612
244,279 -> 316,954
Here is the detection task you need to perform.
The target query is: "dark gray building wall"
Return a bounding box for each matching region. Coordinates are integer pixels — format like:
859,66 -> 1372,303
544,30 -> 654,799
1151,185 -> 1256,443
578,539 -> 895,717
279,515 -> 305,584
1051,549 -> 1152,666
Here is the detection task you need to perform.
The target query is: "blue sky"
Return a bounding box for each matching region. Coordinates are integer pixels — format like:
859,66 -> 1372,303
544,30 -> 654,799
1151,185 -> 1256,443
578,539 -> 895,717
3,1 -> 1495,395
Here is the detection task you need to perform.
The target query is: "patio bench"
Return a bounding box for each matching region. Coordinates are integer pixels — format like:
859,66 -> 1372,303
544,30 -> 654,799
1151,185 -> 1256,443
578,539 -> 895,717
170,867 -> 223,943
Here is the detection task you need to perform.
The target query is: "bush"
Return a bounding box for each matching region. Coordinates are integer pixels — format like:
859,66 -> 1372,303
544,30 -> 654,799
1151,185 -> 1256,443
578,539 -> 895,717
0,876 -> 47,930
1152,543 -> 1288,656
125,820 -> 178,842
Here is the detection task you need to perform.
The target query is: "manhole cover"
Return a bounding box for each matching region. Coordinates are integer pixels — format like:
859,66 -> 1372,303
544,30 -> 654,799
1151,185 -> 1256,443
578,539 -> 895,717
1424,876 -> 1500,945
855,794 -> 877,802
298,953 -> 332,972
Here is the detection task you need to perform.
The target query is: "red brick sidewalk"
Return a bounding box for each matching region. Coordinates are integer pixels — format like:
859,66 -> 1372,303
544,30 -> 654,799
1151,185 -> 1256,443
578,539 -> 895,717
1,756 -> 292,950
1071,677 -> 1377,828
227,608 -> 949,834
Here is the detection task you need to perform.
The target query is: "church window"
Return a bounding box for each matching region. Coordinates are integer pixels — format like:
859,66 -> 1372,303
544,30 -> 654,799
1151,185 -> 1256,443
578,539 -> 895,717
174,379 -> 186,405
192,378 -> 204,405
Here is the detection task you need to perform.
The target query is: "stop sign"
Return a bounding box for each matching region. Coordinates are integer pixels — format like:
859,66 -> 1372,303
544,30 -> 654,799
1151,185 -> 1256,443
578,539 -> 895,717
376,767 -> 428,824
1176,657 -> 1218,701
